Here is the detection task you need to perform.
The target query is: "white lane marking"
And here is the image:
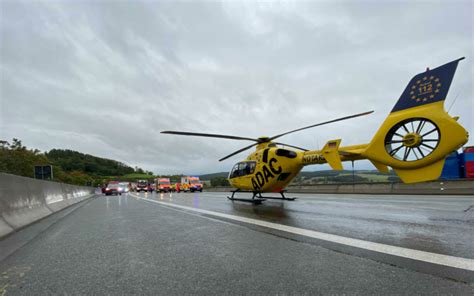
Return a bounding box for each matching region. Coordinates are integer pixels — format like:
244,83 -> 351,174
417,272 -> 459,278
131,193 -> 474,271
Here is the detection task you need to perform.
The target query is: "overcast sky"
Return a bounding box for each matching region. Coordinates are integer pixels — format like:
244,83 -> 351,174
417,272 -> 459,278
1,0 -> 472,175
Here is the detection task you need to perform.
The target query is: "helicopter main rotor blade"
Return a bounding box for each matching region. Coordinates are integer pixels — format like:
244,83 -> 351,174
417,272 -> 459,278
274,142 -> 309,151
268,110 -> 374,141
219,143 -> 259,162
163,110 -> 373,162
161,131 -> 259,142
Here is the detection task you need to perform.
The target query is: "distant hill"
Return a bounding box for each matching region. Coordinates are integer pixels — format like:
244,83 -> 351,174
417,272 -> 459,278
46,149 -> 136,176
199,169 -> 400,186
0,138 -> 150,186
199,172 -> 229,180
199,170 -> 395,180
293,169 -> 399,184
297,169 -> 396,178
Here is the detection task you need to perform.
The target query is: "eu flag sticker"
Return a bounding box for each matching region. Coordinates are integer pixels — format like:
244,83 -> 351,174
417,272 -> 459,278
391,57 -> 464,112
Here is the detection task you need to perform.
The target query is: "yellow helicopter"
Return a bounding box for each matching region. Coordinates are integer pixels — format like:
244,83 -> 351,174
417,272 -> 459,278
162,58 -> 468,203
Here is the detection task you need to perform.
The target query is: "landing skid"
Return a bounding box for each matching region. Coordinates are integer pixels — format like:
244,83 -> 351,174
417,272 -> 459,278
226,190 -> 296,204
226,196 -> 265,204
262,196 -> 296,201
227,190 -> 264,204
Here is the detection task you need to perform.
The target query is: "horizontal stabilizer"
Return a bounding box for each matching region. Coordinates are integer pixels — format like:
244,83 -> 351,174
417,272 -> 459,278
393,158 -> 446,183
322,139 -> 343,170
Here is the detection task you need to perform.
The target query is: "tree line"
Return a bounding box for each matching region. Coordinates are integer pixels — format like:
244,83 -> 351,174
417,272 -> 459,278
0,138 -> 147,186
0,138 -> 399,187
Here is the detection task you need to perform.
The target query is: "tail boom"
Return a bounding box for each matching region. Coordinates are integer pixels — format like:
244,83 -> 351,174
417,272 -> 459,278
300,58 -> 468,184
301,143 -> 368,167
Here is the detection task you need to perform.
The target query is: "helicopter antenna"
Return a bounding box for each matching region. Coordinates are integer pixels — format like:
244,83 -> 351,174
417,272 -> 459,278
447,92 -> 460,113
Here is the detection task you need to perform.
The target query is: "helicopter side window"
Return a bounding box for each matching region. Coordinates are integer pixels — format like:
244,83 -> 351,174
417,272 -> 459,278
239,162 -> 248,175
240,161 -> 256,176
229,164 -> 240,179
248,162 -> 256,174
229,161 -> 257,178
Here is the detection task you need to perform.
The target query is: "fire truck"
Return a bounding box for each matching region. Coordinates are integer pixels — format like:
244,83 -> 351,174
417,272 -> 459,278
157,178 -> 171,192
181,176 -> 203,192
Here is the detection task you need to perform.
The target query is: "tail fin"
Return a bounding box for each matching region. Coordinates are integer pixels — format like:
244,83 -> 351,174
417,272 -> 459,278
322,139 -> 343,170
363,58 -> 468,183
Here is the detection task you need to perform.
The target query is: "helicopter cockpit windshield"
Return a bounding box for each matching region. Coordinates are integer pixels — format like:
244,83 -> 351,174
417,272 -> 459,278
229,161 -> 256,179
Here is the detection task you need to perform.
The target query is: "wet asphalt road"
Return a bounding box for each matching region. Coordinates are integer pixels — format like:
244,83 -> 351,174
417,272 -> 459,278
0,192 -> 473,295
140,191 -> 474,258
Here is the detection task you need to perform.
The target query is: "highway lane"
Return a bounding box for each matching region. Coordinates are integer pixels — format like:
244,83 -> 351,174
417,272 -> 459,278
134,191 -> 474,283
138,191 -> 474,259
0,194 -> 473,295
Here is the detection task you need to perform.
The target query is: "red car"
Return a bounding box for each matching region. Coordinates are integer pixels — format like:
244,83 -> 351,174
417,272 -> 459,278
105,183 -> 121,196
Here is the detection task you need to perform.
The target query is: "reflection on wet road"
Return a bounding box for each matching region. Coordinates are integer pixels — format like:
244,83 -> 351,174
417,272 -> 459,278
135,191 -> 474,259
1,193 -> 473,294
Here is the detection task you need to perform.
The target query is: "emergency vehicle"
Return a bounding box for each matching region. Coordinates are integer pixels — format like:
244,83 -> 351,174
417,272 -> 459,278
157,178 -> 171,192
136,179 -> 150,192
181,176 -> 203,192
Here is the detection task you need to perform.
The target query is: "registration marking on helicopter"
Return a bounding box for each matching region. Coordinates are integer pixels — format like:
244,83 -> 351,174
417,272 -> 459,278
131,193 -> 474,271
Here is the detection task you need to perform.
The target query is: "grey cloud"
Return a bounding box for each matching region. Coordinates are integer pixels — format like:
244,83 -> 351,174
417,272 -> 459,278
1,0 -> 472,175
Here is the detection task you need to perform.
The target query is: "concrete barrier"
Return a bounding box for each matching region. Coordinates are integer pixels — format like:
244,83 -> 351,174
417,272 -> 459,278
0,173 -> 94,238
205,179 -> 474,195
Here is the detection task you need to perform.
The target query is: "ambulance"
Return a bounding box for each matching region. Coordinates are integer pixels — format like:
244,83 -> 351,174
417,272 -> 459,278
181,176 -> 203,192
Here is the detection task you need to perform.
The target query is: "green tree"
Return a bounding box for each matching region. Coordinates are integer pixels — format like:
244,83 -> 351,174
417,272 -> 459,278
0,138 -> 50,178
1,138 -> 148,186
210,176 -> 230,187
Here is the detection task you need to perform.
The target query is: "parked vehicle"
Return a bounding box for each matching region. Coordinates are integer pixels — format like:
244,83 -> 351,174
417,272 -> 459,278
157,178 -> 171,192
462,146 -> 474,178
440,152 -> 461,179
118,182 -> 130,193
181,176 -> 203,192
136,179 -> 150,192
105,183 -> 121,196
440,146 -> 474,179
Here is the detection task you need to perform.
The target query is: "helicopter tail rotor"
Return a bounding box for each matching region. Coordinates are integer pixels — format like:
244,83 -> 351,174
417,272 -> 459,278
363,57 -> 468,183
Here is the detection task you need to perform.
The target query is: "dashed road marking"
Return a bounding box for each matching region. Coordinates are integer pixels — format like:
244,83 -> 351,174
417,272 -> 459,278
131,193 -> 474,271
